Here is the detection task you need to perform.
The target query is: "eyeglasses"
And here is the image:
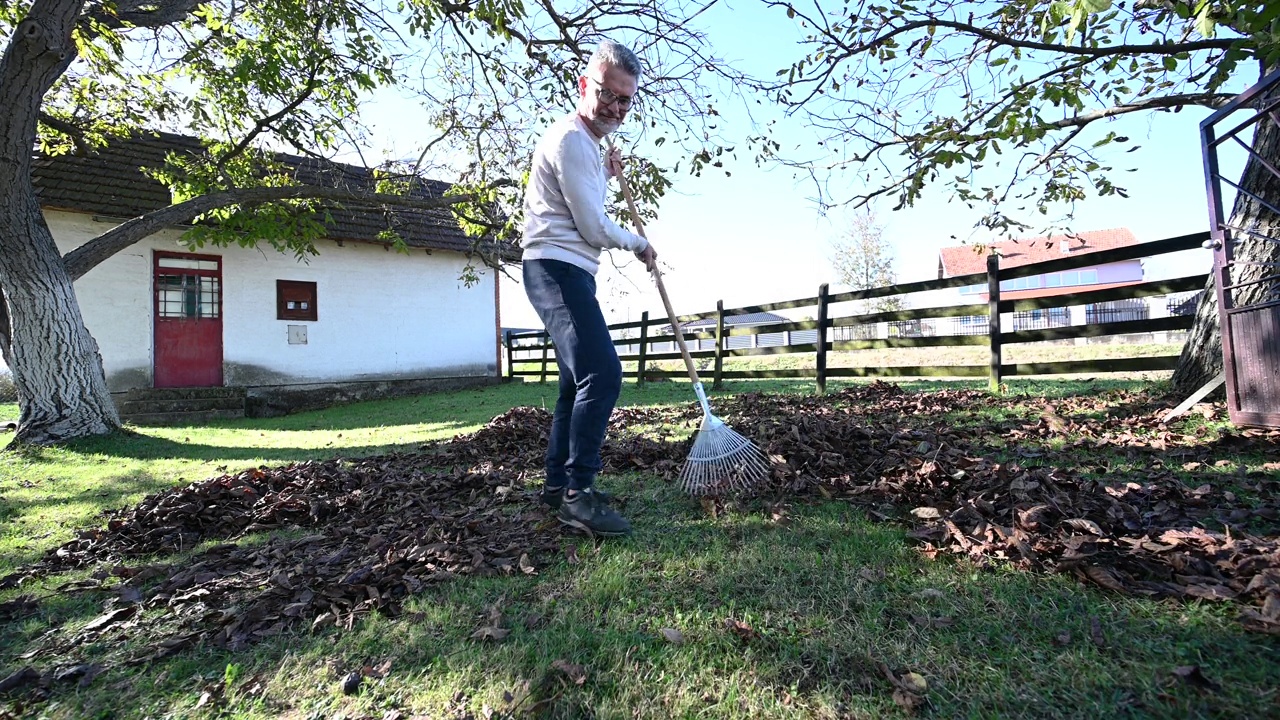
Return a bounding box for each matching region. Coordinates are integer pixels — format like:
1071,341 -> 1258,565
589,77 -> 635,110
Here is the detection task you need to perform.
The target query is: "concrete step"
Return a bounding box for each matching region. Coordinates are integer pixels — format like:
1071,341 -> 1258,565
116,386 -> 247,426
117,396 -> 247,415
121,408 -> 246,426
124,387 -> 246,401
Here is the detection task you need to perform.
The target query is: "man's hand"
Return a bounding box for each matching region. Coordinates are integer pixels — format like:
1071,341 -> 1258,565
605,145 -> 624,179
636,243 -> 658,273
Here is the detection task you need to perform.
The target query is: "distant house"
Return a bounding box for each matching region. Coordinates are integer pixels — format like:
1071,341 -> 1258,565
935,228 -> 1146,333
13,130 -> 513,414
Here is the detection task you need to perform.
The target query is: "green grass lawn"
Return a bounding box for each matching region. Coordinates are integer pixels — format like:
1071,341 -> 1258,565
1,379 -> 1276,719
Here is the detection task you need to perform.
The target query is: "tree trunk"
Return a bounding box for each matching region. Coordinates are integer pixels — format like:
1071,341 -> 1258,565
0,0 -> 121,445
1173,68 -> 1280,394
0,208 -> 121,445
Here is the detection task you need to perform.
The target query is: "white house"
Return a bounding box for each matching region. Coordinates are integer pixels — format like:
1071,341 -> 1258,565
670,312 -> 813,350
11,131 -> 510,415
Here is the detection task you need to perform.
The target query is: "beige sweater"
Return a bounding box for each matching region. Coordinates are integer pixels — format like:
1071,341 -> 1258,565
521,113 -> 648,275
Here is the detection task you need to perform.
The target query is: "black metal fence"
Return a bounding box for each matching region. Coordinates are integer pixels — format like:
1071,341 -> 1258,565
1087,299 -> 1150,324
1167,291 -> 1203,316
1012,307 -> 1071,331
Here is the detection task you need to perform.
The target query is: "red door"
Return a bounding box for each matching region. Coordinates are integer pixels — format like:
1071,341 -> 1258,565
153,252 -> 223,388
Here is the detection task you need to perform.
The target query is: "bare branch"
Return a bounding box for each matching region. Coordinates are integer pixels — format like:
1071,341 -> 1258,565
779,13 -> 1237,69
216,51 -> 326,179
1043,92 -> 1236,128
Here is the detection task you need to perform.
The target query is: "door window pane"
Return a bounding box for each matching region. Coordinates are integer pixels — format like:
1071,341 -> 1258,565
157,274 -> 220,318
158,257 -> 219,271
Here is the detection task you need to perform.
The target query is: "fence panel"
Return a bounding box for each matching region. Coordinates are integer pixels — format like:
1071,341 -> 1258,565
504,233 -> 1211,385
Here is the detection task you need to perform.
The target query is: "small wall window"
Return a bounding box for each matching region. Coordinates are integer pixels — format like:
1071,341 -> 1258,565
277,280 -> 317,321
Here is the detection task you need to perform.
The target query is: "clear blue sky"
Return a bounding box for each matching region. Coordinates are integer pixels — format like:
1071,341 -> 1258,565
367,1 -> 1231,329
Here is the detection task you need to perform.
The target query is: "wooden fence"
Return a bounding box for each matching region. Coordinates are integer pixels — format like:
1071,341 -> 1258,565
504,232 -> 1210,392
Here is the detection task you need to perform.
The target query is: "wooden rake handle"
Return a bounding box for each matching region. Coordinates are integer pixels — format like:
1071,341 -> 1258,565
606,137 -> 702,387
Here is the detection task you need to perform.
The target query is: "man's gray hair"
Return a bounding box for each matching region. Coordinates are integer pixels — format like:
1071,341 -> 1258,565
589,39 -> 643,80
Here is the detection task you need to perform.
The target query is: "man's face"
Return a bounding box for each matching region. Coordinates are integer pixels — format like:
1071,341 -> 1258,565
577,62 -> 638,137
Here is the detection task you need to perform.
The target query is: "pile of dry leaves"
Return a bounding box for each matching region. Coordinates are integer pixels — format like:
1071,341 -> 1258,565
726,382 -> 1280,635
1,382 -> 1276,686
2,449 -> 558,665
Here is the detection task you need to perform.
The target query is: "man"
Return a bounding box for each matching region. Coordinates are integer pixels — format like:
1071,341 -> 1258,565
521,39 -> 658,537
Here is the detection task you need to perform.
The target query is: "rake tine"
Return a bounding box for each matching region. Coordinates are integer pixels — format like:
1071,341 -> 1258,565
678,417 -> 772,496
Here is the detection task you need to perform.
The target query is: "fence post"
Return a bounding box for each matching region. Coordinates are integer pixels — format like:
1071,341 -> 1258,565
713,300 -> 726,390
816,283 -> 830,394
540,332 -> 550,384
504,330 -> 513,381
636,311 -> 649,386
987,253 -> 1002,392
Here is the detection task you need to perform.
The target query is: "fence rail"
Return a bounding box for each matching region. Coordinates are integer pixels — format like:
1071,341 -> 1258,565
505,232 -> 1210,391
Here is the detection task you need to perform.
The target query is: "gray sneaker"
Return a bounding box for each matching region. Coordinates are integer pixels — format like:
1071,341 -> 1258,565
540,484 -> 610,510
557,488 -> 631,537
540,484 -> 566,510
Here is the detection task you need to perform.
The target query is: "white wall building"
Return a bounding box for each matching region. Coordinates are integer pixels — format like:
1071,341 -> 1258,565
5,131 -> 509,414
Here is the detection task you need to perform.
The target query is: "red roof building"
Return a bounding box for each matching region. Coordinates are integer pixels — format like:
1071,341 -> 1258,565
937,228 -> 1145,302
937,228 -> 1139,277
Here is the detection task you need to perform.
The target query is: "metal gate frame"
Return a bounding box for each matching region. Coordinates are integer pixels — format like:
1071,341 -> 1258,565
1201,66 -> 1280,428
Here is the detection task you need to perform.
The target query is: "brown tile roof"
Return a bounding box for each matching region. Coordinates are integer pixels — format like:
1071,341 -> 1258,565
32,130 -> 505,256
938,228 -> 1138,277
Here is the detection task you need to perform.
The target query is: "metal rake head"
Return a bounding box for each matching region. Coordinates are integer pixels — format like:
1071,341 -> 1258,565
678,419 -> 772,496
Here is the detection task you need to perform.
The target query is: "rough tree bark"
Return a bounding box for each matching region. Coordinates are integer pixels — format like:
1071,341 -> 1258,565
0,0 -> 123,445
1172,67 -> 1280,395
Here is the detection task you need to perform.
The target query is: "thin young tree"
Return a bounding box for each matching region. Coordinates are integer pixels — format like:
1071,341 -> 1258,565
758,0 -> 1280,393
831,208 -> 904,314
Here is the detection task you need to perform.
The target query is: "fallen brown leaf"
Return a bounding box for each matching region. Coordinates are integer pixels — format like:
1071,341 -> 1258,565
0,666 -> 41,695
518,553 -> 536,575
82,606 -> 137,633
471,626 -> 510,642
1089,616 -> 1107,649
723,617 -> 759,642
1172,665 -> 1219,691
893,688 -> 924,713
550,659 -> 587,686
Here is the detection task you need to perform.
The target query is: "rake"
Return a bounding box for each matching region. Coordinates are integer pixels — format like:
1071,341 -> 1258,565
608,139 -> 771,495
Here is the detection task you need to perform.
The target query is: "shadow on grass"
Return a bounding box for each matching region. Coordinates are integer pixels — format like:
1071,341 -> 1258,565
3,424 -> 476,466
0,470 -> 184,569
4,477 -> 1276,720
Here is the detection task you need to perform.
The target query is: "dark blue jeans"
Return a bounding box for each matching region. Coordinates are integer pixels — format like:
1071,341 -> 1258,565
522,259 -> 623,490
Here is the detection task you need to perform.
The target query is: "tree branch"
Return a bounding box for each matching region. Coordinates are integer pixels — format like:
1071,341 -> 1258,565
83,0 -> 204,31
62,180 -> 515,280
765,3 -> 1242,99
812,16 -> 1238,62
37,112 -> 92,155
1042,91 -> 1236,128
216,53 -> 325,179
